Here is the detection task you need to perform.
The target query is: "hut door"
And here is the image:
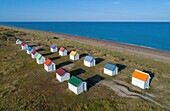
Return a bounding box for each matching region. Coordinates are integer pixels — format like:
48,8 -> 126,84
52,64 -> 54,70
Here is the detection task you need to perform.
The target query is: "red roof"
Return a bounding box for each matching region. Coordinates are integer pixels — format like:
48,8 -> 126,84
59,47 -> 65,52
31,50 -> 36,54
21,42 -> 26,46
44,58 -> 52,66
56,68 -> 66,76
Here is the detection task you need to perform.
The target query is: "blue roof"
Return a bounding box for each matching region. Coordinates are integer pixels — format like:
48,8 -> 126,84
104,62 -> 117,71
50,45 -> 56,49
84,56 -> 94,62
16,39 -> 20,41
27,47 -> 32,51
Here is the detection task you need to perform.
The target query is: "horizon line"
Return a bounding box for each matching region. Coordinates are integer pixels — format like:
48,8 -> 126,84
0,19 -> 170,22
0,20 -> 170,22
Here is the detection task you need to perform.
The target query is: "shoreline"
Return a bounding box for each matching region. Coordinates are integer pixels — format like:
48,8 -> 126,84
1,25 -> 170,62
51,33 -> 170,63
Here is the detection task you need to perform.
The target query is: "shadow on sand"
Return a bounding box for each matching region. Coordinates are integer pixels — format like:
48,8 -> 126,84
36,48 -> 45,52
67,46 -> 74,48
143,70 -> 155,85
116,64 -> 126,72
29,44 -> 39,48
53,36 -> 60,39
42,52 -> 54,56
70,68 -> 86,76
49,56 -> 60,60
96,58 -> 105,65
86,74 -> 104,89
80,53 -> 88,59
56,61 -> 73,69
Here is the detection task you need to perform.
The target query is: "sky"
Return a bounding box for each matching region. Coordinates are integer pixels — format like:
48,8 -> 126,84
0,0 -> 170,22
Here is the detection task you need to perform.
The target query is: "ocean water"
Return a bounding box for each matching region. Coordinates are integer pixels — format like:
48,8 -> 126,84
0,22 -> 170,52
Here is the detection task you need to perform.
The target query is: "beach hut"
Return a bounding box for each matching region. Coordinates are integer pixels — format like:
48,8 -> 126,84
50,45 -> 58,52
59,47 -> 67,56
84,56 -> 95,67
56,68 -> 70,82
21,42 -> 28,50
132,69 -> 151,89
31,50 -> 38,59
16,39 -> 22,44
44,58 -> 56,72
68,76 -> 87,95
27,47 -> 33,54
36,54 -> 45,64
104,62 -> 118,76
69,51 -> 79,60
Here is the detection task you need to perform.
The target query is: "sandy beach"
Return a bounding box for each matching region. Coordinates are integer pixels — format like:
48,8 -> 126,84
51,32 -> 170,62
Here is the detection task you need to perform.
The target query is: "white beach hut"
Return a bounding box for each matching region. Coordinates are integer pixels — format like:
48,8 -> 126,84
69,51 -> 79,60
16,39 -> 22,44
36,54 -> 45,64
132,69 -> 151,89
104,62 -> 118,76
84,56 -> 96,67
50,45 -> 58,52
31,50 -> 38,59
44,58 -> 56,72
56,68 -> 70,82
68,76 -> 87,95
27,47 -> 33,54
21,42 -> 28,50
59,47 -> 67,56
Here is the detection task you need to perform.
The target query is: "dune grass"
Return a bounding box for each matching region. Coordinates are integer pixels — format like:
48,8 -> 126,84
0,26 -> 170,111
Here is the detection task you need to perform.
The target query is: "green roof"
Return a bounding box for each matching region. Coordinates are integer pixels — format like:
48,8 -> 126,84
68,76 -> 83,87
36,54 -> 42,60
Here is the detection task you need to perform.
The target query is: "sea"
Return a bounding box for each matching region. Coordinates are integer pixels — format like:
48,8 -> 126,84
0,22 -> 170,52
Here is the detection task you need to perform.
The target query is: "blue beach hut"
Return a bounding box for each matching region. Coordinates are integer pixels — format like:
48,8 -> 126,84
50,45 -> 58,52
84,56 -> 96,67
104,62 -> 118,76
27,47 -> 33,55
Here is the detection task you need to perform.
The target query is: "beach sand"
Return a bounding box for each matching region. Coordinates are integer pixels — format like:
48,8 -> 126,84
51,32 -> 170,62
